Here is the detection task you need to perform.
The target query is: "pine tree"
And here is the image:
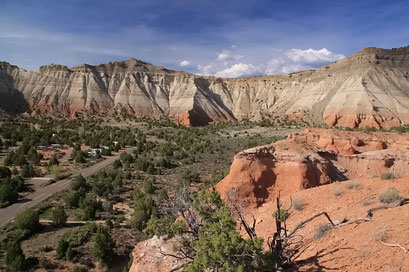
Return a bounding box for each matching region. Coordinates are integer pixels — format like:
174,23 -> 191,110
51,205 -> 67,227
92,226 -> 115,266
5,241 -> 25,272
131,189 -> 153,230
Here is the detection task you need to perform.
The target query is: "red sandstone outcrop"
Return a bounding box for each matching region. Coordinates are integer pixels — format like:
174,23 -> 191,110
215,128 -> 409,209
2,46 -> 409,127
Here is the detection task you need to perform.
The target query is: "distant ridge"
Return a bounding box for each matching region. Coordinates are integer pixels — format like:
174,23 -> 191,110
1,45 -> 409,128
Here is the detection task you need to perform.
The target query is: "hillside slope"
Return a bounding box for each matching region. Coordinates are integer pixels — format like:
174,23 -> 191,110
129,128 -> 409,272
1,46 -> 409,127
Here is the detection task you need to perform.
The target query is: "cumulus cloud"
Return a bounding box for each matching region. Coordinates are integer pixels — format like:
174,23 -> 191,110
215,63 -> 261,78
179,60 -> 190,66
286,48 -> 345,64
197,64 -> 218,75
217,48 -> 243,61
196,47 -> 345,78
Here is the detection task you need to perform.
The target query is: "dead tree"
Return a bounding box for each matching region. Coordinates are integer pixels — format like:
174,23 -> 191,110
269,196 -> 409,269
268,195 -> 335,270
226,187 -> 257,240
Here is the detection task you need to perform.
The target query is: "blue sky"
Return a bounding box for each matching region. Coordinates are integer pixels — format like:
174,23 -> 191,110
1,0 -> 408,77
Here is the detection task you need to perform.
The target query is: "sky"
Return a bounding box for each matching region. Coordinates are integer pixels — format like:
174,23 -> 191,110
1,0 -> 408,78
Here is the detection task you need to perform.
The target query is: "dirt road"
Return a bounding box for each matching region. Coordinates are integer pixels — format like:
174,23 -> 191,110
0,147 -> 135,228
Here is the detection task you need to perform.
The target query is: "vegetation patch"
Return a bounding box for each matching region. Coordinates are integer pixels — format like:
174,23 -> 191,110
381,172 -> 394,180
346,182 -> 360,190
379,187 -> 402,203
292,199 -> 305,211
314,223 -> 333,240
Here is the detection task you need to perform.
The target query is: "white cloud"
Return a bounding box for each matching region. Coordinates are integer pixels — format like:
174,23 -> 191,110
286,48 -> 345,64
215,63 -> 261,78
179,60 -> 190,66
197,64 -> 217,75
217,49 -> 243,61
196,47 -> 345,78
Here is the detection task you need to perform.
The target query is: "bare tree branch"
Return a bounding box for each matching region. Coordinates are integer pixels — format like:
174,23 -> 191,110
287,212 -> 335,238
366,198 -> 409,218
379,241 -> 408,253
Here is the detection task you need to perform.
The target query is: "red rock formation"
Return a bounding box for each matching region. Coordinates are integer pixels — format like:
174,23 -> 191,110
216,128 -> 409,209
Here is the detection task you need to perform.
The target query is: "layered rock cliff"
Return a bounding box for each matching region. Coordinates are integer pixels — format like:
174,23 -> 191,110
1,46 -> 409,127
215,128 -> 409,209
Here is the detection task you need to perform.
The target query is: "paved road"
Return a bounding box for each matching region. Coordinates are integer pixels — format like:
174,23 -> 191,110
0,147 -> 135,228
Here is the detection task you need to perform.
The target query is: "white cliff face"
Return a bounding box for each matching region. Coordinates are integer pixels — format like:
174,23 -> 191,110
1,46 -> 409,127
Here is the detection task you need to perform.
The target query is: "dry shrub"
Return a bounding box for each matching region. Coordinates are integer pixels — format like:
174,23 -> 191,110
314,223 -> 333,240
360,197 -> 375,206
332,188 -> 344,196
379,187 -> 402,203
346,182 -> 360,190
372,227 -> 388,242
292,199 -> 305,211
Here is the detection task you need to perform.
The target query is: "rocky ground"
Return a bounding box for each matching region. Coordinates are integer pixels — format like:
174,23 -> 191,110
130,128 -> 409,271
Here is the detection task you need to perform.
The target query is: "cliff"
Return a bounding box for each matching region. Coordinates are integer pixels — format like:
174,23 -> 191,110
1,46 -> 409,127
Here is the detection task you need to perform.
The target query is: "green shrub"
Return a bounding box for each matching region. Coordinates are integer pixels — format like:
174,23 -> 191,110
48,154 -> 59,166
5,241 -> 25,272
92,226 -> 115,267
75,153 -> 85,163
21,163 -> 35,178
49,164 -> 62,179
113,159 -> 122,169
65,246 -> 74,261
124,170 -> 132,180
62,225 -> 94,248
82,205 -> 97,221
273,209 -> 290,222
74,265 -> 88,272
10,175 -> 25,192
80,194 -> 101,220
379,187 -> 402,203
51,205 -> 67,227
70,174 -> 87,191
39,256 -> 50,269
131,189 -> 153,230
183,190 -> 272,271
11,167 -> 19,176
56,238 -> 69,259
113,176 -> 123,188
64,190 -> 83,208
145,215 -> 179,238
381,173 -> 393,180
0,183 -> 18,206
0,166 -> 11,178
14,209 -> 39,234
180,169 -> 200,185
143,179 -> 155,194
157,188 -> 168,200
